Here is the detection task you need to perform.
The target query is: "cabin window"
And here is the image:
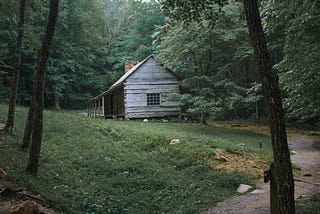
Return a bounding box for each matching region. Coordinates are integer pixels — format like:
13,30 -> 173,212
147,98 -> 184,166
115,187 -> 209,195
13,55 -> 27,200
147,93 -> 160,106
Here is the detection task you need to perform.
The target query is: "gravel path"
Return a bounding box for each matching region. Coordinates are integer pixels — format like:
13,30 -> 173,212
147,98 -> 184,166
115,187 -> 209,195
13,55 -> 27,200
202,136 -> 320,214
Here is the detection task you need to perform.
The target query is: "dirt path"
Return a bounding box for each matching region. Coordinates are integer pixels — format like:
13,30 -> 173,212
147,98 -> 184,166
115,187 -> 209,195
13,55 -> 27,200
203,134 -> 320,214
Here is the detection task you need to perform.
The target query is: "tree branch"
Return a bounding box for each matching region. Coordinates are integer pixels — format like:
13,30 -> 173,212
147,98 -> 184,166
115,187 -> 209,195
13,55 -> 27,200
0,64 -> 14,71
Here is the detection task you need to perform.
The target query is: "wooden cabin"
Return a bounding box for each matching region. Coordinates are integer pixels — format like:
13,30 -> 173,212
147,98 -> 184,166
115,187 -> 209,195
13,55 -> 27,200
87,55 -> 181,119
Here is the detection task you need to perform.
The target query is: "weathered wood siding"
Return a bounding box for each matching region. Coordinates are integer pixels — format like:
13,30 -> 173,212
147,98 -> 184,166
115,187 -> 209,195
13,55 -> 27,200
124,58 -> 180,118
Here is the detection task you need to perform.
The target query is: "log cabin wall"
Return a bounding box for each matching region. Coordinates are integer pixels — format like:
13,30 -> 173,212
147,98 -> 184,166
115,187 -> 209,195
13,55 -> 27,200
124,57 -> 180,118
87,56 -> 181,119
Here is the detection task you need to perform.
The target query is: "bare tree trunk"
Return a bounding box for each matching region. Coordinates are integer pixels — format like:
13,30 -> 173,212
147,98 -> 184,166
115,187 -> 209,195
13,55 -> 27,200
234,109 -> 240,121
200,112 -> 207,125
4,0 -> 26,134
54,91 -> 60,110
25,0 -> 59,176
21,103 -> 34,150
255,100 -> 260,122
243,0 -> 295,213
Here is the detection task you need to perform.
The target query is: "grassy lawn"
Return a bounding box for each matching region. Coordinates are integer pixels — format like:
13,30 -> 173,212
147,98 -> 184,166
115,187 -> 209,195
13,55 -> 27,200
312,140 -> 320,150
0,104 -> 272,213
296,193 -> 320,214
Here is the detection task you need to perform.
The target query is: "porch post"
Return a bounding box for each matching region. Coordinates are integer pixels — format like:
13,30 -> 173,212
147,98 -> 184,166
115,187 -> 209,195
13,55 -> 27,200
91,103 -> 93,118
102,96 -> 105,117
98,99 -> 101,117
87,104 -> 89,117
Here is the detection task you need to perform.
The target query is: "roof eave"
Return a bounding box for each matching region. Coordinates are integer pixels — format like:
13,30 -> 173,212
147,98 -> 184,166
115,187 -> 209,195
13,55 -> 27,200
86,83 -> 124,103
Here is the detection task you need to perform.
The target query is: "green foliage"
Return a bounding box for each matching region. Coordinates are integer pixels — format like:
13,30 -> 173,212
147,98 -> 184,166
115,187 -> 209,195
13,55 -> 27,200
0,104 -> 272,213
159,0 -> 319,125
0,1 -> 18,102
110,0 -> 164,73
1,0 -> 318,125
261,0 -> 320,126
44,0 -> 116,107
156,0 -> 261,121
0,0 -> 165,109
161,0 -> 227,26
279,2 -> 320,124
245,83 -> 263,104
296,192 -> 320,214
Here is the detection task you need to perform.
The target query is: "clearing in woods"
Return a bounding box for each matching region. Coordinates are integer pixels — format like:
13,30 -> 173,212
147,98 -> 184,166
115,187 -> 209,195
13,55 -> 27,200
0,106 -> 318,213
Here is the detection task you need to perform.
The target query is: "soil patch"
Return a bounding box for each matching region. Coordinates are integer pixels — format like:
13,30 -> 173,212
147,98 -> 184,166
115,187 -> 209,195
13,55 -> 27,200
0,173 -> 56,214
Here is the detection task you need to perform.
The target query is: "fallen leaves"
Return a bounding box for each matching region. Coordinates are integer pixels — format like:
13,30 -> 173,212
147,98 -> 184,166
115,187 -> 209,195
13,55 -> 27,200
205,148 -> 269,178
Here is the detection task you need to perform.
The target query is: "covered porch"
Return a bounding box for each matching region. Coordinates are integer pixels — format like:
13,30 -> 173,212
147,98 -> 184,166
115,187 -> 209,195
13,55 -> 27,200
86,86 -> 125,119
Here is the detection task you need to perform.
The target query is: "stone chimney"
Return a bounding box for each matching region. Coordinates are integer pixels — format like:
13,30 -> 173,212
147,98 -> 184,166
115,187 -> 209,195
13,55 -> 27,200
125,60 -> 139,73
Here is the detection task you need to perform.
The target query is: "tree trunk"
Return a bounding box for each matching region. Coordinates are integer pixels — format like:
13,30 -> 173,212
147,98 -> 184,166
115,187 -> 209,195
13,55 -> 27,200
255,100 -> 260,122
234,108 -> 240,121
25,0 -> 59,176
54,91 -> 60,110
21,103 -> 34,150
200,112 -> 207,125
4,0 -> 26,134
243,1 -> 295,213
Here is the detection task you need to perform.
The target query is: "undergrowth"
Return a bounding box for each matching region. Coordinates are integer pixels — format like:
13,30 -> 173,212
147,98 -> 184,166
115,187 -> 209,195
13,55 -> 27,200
0,104 -> 272,213
296,192 -> 320,214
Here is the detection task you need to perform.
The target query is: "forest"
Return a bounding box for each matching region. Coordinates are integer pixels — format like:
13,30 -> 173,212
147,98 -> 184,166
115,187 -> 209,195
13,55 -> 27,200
0,0 -> 319,126
0,0 -> 320,213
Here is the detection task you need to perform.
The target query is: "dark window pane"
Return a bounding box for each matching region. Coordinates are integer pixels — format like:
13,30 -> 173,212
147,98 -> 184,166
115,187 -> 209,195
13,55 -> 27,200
147,93 -> 160,106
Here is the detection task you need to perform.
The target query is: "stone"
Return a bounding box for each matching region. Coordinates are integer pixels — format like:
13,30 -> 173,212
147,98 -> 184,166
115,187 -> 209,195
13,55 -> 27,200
250,189 -> 265,194
236,184 -> 252,193
290,150 -> 297,155
169,139 -> 180,145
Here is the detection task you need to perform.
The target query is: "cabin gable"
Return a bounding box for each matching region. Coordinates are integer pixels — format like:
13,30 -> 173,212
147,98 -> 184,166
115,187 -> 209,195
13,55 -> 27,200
124,57 -> 180,118
87,55 -> 181,119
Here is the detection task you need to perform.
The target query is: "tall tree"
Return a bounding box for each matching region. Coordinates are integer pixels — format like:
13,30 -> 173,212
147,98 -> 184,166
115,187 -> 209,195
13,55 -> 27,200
110,0 -> 164,73
278,1 -> 319,125
3,0 -> 26,133
259,0 -> 319,126
161,0 -> 295,212
243,1 -> 294,212
45,0 -> 118,108
1,0 -> 166,109
25,0 -> 59,175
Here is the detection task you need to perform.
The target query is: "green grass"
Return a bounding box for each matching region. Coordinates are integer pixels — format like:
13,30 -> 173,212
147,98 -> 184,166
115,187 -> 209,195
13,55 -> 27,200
312,140 -> 320,150
296,192 -> 320,214
0,104 -> 272,213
